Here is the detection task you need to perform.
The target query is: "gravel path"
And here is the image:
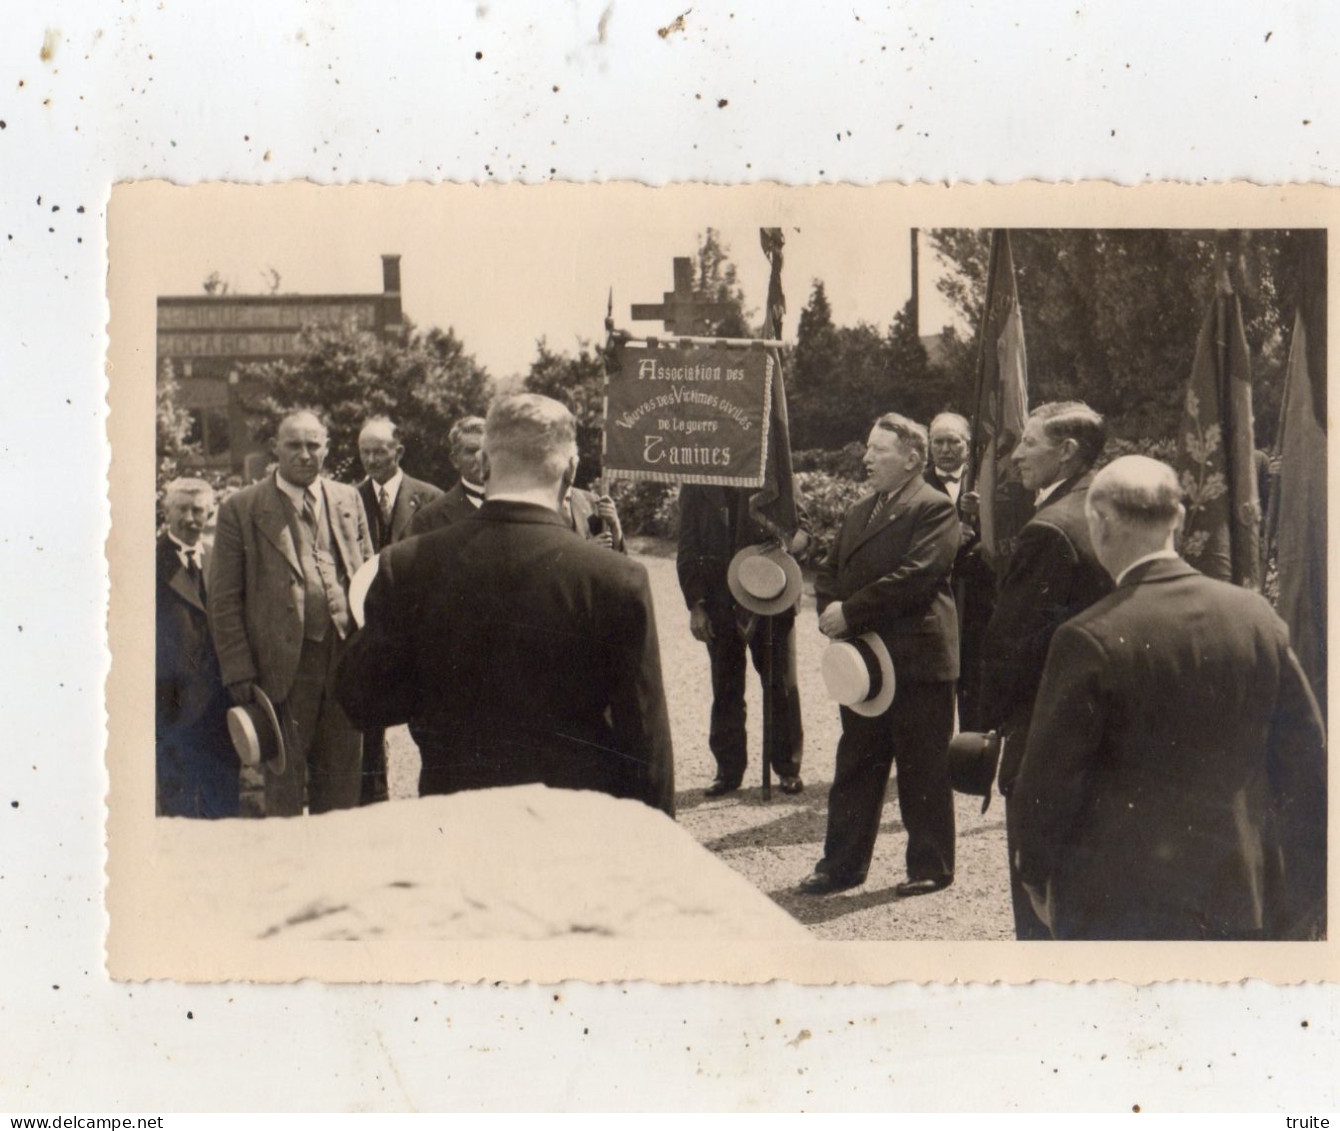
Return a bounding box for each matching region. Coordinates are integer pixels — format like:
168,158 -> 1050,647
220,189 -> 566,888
386,538 -> 1014,941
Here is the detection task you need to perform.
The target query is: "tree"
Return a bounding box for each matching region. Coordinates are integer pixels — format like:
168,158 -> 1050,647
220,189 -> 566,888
691,228 -> 753,338
156,357 -> 197,485
239,320 -> 493,488
523,337 -> 608,487
928,228 -> 1300,444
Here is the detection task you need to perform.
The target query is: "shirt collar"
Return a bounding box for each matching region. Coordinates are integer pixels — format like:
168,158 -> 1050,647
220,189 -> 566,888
1115,549 -> 1180,587
460,478 -> 485,507
1034,478 -> 1065,507
166,531 -> 202,560
374,469 -> 404,504
275,472 -> 322,512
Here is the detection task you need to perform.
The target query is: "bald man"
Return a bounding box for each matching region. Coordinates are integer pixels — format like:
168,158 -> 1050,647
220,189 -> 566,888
1011,456 -> 1327,940
209,411 -> 374,816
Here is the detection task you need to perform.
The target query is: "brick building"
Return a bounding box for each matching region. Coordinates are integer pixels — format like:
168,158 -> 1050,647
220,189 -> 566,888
157,254 -> 405,477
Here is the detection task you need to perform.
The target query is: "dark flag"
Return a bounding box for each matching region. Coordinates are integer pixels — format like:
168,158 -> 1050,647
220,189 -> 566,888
967,230 -> 1032,574
1176,283 -> 1262,589
1271,233 -> 1328,714
748,228 -> 799,539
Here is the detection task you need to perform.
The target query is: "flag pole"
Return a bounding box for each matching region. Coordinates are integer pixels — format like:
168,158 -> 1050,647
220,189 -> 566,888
964,230 -> 1002,497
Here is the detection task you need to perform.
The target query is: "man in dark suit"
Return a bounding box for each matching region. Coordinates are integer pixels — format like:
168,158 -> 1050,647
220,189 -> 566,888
977,400 -> 1113,937
355,416 -> 444,804
677,485 -> 808,797
800,413 -> 960,896
209,411 -> 374,816
1012,456 -> 1326,940
156,478 -> 238,818
405,416 -> 487,537
924,411 -> 995,731
337,394 -> 675,815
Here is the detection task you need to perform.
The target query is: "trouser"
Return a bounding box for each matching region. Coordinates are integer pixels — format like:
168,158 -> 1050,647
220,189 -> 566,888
818,680 -> 956,884
1004,796 -> 1053,939
705,609 -> 803,781
155,704 -> 240,819
267,633 -> 363,816
360,726 -> 389,805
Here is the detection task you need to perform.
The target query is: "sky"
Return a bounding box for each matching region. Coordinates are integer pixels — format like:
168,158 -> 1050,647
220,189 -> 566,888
121,182 -> 965,383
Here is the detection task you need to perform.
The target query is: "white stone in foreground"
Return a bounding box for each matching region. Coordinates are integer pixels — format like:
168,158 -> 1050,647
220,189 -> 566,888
148,784 -> 808,942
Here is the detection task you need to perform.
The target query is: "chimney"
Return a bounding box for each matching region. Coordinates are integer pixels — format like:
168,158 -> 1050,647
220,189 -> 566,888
380,254 -> 404,334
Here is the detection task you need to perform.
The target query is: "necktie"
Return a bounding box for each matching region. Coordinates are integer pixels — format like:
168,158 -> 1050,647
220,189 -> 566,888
184,549 -> 204,594
378,484 -> 393,529
864,492 -> 891,531
301,489 -> 319,536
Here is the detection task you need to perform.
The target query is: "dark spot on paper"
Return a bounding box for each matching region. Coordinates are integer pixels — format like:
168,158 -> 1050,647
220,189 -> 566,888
717,98 -> 727,108
1265,30 -> 1272,42
10,801 -> 18,808
263,150 -> 271,161
52,984 -> 59,990
1132,1105 -> 1141,1114
0,121 -> 6,129
76,204 -> 84,212
1111,129 -> 1116,136
51,204 -> 59,212
658,10 -> 690,39
40,29 -> 58,62
552,84 -> 559,92
1303,119 -> 1311,126
1301,1019 -> 1309,1028
187,1011 -> 193,1019
475,50 -> 483,60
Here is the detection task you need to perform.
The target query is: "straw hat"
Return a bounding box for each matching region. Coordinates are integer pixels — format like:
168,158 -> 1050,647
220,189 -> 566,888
726,542 -> 803,616
226,685 -> 287,776
819,632 -> 896,717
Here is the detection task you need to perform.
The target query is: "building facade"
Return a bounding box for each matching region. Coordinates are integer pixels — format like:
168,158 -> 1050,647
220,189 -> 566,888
157,254 -> 405,476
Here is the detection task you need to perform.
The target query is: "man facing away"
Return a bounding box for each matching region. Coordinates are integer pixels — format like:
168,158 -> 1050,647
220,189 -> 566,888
155,477 -> 238,818
975,400 -> 1113,938
800,413 -> 960,896
355,416 -> 443,804
924,411 -> 995,732
1011,456 -> 1326,940
209,410 -> 373,816
336,394 -> 675,815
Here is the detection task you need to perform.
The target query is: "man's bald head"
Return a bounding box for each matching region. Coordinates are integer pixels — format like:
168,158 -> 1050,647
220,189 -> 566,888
1089,455 -> 1184,529
484,394 -> 578,488
1086,455 -> 1185,579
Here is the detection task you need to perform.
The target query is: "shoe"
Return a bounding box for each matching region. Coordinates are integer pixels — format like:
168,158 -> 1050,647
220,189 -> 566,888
704,776 -> 742,798
778,775 -> 804,795
895,875 -> 953,897
797,871 -> 865,896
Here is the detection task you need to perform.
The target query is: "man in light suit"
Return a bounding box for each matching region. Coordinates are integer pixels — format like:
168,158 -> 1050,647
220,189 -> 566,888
337,394 -> 674,814
209,410 -> 373,816
1012,456 -> 1327,940
156,478 -> 238,818
800,413 -> 960,896
405,416 -> 487,537
355,416 -> 443,804
977,400 -> 1113,937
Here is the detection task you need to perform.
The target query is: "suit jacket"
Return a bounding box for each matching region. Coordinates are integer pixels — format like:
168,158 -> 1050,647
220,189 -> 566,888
156,534 -> 226,731
980,470 -> 1112,791
814,476 -> 960,682
677,484 -> 805,617
208,475 -> 372,703
405,480 -> 480,538
359,473 -> 444,550
1011,557 -> 1327,940
336,500 -> 675,815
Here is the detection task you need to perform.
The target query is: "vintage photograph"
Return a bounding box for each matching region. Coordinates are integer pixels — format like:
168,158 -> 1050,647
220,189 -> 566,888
106,182 -> 1332,983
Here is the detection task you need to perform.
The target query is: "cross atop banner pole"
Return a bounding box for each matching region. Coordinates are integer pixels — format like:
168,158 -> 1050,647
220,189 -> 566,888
631,257 -> 734,335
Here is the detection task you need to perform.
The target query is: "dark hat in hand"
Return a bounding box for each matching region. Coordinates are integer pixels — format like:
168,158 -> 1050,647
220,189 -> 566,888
226,685 -> 287,776
820,632 -> 896,718
726,542 -> 803,616
948,730 -> 1001,813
